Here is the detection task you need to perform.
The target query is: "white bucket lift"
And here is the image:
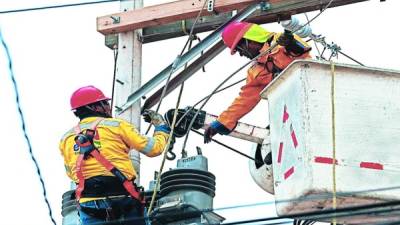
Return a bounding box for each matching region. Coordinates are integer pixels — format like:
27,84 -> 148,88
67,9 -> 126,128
260,59 -> 400,224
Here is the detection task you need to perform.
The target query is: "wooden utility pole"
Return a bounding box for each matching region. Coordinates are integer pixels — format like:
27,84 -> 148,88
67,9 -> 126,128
113,0 -> 143,184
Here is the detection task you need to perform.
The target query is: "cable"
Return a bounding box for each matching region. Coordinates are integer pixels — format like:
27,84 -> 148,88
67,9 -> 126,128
144,0 -> 208,135
175,77 -> 245,127
111,48 -> 118,114
0,29 -> 57,225
303,13 -> 322,57
70,184 -> 400,225
147,74 -> 186,215
77,195 -> 400,225
191,129 -> 263,164
0,0 -> 119,14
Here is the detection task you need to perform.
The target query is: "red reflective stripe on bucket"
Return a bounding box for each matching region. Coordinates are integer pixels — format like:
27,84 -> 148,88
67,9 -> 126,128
277,142 -> 283,163
291,130 -> 298,148
284,166 -> 295,180
315,156 -> 338,165
360,162 -> 383,170
283,105 -> 289,123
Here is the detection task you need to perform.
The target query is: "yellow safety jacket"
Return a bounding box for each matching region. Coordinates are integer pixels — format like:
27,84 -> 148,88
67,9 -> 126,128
59,117 -> 169,183
218,34 -> 311,130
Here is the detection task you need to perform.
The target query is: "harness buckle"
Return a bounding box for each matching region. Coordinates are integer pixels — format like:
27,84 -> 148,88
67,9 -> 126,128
74,131 -> 96,158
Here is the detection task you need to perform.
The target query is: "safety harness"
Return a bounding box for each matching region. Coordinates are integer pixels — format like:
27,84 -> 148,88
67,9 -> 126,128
73,118 -> 143,204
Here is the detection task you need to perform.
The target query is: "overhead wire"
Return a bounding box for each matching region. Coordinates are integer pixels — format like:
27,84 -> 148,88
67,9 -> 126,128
0,29 -> 57,225
191,129 -> 263,164
0,0 -> 120,14
75,186 -> 400,225
147,0 -> 209,213
146,0 -> 209,133
110,48 -> 118,112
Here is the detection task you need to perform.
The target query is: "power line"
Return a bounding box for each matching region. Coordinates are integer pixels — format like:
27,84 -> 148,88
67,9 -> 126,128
0,29 -> 57,225
0,0 -> 119,14
73,196 -> 400,225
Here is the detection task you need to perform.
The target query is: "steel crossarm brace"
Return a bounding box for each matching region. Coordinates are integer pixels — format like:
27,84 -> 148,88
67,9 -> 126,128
116,2 -> 264,114
142,40 -> 226,112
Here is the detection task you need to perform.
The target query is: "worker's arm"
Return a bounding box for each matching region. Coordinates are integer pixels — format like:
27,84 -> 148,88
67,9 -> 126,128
59,132 -> 77,182
217,64 -> 273,130
119,119 -> 170,157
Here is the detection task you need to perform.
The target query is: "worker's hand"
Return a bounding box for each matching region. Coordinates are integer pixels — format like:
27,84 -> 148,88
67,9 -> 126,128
204,126 -> 218,144
276,29 -> 294,47
203,120 -> 231,144
142,109 -> 166,126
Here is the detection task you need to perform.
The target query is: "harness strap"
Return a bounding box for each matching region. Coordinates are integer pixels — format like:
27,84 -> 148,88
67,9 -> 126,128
74,118 -> 143,203
90,150 -> 142,202
75,118 -> 104,202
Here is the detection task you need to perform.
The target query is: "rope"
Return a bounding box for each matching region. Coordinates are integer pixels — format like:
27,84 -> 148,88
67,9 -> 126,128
330,61 -> 337,225
0,29 -> 57,225
144,0 -> 208,135
147,81 -> 185,215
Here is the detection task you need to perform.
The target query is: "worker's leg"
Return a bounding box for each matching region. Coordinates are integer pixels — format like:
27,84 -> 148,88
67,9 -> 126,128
112,197 -> 145,225
78,200 -> 110,225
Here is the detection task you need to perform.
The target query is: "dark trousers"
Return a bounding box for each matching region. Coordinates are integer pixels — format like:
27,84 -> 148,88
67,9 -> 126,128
79,196 -> 145,225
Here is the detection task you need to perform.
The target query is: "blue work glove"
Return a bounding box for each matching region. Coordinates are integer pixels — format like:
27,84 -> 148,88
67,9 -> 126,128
203,120 -> 231,144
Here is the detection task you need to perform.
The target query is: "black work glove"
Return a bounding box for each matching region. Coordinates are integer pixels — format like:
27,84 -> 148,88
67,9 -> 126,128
203,120 -> 231,144
204,126 -> 218,144
142,109 -> 166,126
276,29 -> 294,47
277,29 -> 311,56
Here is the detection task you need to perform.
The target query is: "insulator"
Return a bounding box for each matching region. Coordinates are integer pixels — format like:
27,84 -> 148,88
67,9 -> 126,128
281,17 -> 312,38
281,18 -> 300,31
295,25 -> 312,38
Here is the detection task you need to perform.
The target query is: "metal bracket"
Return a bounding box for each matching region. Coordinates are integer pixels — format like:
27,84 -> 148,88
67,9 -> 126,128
207,0 -> 215,12
110,16 -> 120,24
259,1 -> 271,11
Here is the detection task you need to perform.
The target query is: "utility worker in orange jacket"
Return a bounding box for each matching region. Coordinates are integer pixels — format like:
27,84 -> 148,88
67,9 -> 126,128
204,21 -> 311,143
59,85 -> 170,225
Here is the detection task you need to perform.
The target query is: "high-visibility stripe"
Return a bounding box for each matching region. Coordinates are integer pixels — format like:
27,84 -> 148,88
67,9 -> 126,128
101,120 -> 120,127
142,137 -> 155,155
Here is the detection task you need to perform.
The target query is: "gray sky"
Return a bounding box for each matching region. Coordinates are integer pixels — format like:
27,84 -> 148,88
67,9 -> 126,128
0,1 -> 399,225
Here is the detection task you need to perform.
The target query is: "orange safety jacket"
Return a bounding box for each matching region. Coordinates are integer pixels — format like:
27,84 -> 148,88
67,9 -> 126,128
59,117 -> 169,194
217,34 -> 311,130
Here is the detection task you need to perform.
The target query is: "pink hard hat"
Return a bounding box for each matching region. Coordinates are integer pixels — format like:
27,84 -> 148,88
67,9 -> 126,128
70,85 -> 110,110
221,21 -> 252,55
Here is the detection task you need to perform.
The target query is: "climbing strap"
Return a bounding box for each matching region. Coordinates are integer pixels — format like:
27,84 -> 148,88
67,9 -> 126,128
74,118 -> 143,203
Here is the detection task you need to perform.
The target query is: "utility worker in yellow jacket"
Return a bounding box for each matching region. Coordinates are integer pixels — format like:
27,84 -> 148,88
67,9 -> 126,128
59,85 -> 170,225
204,21 -> 311,143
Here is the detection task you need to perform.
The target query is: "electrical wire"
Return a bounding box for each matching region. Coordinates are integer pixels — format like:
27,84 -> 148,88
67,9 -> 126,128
146,0 -> 209,134
0,0 -> 120,14
191,129 -> 263,164
75,193 -> 400,225
110,48 -> 118,113
0,29 -> 57,225
175,77 -> 246,128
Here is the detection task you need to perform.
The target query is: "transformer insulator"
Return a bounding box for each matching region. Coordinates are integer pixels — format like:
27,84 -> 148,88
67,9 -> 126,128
160,168 -> 216,197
